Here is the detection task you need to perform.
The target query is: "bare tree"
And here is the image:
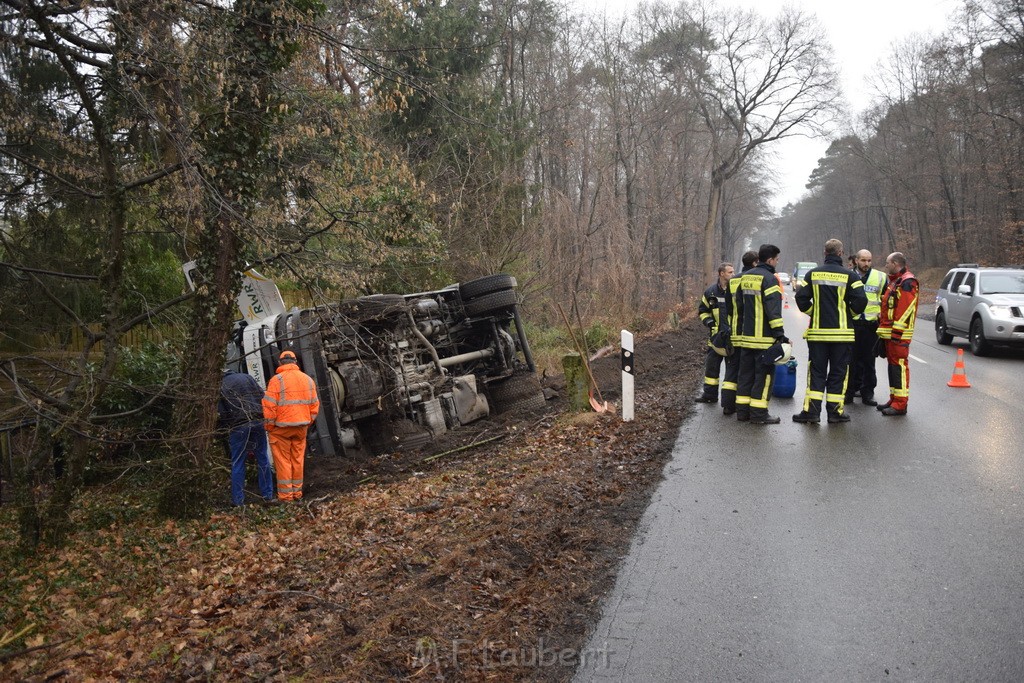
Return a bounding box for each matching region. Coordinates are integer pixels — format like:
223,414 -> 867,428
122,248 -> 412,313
681,3 -> 840,281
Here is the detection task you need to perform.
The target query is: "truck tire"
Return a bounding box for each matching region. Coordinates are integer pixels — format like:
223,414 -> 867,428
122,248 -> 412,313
464,289 -> 518,317
489,372 -> 546,414
459,273 -> 517,300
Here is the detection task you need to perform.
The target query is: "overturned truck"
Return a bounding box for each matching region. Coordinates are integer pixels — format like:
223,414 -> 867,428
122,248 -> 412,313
225,274 -> 544,457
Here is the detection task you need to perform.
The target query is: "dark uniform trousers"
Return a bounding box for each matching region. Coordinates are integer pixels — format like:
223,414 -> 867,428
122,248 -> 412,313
805,341 -> 853,416
721,352 -> 740,411
700,347 -> 724,400
846,321 -> 878,402
736,347 -> 775,420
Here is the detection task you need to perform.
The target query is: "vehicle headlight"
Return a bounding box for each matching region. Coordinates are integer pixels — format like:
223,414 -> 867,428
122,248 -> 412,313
988,305 -> 1012,318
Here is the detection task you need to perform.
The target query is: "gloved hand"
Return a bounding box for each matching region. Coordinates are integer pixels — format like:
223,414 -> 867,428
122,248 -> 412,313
777,335 -> 790,345
875,338 -> 887,358
703,318 -> 715,330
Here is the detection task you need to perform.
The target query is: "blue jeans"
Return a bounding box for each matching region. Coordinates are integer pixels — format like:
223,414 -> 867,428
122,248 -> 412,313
228,423 -> 273,505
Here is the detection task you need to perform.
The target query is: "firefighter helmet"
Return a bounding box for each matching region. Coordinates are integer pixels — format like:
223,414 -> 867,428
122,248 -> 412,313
710,329 -> 733,357
758,341 -> 793,366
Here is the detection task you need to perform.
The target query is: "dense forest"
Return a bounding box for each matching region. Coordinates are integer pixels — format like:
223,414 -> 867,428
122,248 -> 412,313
1,0 -> 1022,547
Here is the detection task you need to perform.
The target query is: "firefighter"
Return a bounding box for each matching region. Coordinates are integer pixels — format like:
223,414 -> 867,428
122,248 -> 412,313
695,262 -> 736,403
262,350 -> 320,501
876,252 -> 919,416
734,244 -> 788,425
219,368 -> 274,505
845,249 -> 887,406
792,239 -> 868,424
721,250 -> 758,415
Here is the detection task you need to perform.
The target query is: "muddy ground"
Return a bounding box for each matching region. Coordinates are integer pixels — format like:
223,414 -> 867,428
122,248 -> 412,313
0,322 -> 706,682
294,323 -> 706,680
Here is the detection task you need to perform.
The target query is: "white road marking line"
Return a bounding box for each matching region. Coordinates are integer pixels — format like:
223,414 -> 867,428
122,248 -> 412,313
910,354 -> 927,364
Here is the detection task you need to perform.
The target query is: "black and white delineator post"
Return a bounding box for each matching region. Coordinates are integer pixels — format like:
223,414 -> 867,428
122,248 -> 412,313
621,330 -> 634,421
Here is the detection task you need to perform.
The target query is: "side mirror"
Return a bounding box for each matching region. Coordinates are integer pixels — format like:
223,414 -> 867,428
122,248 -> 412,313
957,284 -> 972,296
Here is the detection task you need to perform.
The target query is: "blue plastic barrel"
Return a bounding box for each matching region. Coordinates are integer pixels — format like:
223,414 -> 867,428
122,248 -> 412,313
773,359 -> 798,398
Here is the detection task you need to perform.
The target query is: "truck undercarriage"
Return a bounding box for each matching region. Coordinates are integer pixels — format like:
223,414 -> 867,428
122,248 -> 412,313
226,274 -> 543,457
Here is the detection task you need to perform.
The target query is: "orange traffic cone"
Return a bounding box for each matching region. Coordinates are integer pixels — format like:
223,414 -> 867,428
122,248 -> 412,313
947,348 -> 971,388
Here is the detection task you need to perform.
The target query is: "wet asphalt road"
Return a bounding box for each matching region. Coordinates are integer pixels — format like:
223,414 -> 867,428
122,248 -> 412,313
576,304 -> 1024,682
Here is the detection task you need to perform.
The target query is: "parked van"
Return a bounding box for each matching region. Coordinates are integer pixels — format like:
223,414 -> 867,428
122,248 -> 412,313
792,262 -> 817,291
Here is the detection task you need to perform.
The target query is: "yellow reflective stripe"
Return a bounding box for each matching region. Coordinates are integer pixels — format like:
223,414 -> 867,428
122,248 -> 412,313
895,298 -> 917,330
806,332 -> 855,341
811,271 -> 851,284
723,381 -> 737,391
738,338 -> 776,349
736,396 -> 751,405
806,390 -> 824,400
704,377 -> 720,386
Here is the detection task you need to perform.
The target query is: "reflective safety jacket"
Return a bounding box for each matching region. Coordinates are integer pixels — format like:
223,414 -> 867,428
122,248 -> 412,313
795,255 -> 868,342
852,268 -> 887,323
698,281 -> 727,345
734,263 -> 786,349
878,268 -> 919,342
263,363 -> 320,430
724,265 -> 752,346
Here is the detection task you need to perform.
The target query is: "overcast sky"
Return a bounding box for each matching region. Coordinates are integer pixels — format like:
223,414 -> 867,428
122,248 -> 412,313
585,0 -> 961,210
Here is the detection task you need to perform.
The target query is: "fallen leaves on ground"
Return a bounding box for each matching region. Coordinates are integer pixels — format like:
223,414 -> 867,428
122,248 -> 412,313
0,326 -> 704,681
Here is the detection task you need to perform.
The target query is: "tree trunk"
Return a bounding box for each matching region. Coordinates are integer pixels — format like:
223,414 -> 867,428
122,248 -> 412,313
158,223 -> 241,518
703,178 -> 723,284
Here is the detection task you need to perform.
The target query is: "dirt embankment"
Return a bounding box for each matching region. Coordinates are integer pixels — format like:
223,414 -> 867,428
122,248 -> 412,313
0,324 -> 707,682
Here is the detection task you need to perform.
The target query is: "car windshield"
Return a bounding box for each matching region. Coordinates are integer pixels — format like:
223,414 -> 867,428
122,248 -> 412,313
979,272 -> 1024,294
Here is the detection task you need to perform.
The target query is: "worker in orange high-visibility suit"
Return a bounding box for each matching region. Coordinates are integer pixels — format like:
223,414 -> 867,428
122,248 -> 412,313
262,350 -> 319,501
876,252 -> 918,416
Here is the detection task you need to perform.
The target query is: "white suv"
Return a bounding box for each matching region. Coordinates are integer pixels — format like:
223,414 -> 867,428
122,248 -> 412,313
934,265 -> 1024,355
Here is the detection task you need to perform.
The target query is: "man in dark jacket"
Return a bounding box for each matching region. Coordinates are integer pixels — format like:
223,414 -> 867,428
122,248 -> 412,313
793,239 -> 868,424
734,244 -> 788,425
695,261 -> 735,403
720,250 -> 758,415
219,368 -> 274,505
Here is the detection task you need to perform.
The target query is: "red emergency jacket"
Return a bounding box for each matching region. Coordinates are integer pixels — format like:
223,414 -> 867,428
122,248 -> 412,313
877,268 -> 919,342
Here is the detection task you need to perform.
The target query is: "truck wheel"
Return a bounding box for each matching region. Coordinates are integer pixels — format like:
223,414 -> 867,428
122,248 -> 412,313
464,289 -> 518,317
489,372 -> 546,414
459,274 -> 517,300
